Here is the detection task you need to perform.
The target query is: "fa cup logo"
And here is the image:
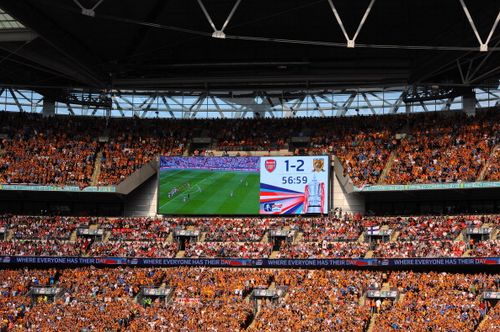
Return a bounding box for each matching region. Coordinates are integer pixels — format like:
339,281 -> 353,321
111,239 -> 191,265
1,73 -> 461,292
304,174 -> 325,214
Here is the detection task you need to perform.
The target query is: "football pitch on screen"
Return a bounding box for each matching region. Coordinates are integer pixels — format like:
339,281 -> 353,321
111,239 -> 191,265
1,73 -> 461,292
158,169 -> 260,214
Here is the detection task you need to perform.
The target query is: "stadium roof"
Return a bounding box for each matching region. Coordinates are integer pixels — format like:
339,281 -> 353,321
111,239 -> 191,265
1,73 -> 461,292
0,0 -> 498,95
0,9 -> 24,29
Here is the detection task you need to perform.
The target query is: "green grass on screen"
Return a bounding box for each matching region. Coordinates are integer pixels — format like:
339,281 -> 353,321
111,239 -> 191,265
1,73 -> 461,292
158,169 -> 259,215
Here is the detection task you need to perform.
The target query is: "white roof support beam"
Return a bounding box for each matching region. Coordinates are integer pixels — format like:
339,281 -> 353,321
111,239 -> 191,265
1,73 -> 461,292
327,0 -> 376,48
368,92 -> 398,107
197,0 -> 242,39
283,97 -> 304,117
169,96 -> 200,118
115,93 -> 135,108
9,89 -> 24,112
210,96 -> 226,118
342,93 -> 357,116
361,93 -> 376,115
65,103 -> 75,116
140,94 -> 157,118
440,98 -> 454,111
318,94 -> 342,110
310,95 -> 326,116
160,96 -> 176,118
483,88 -> 500,99
459,0 -> 500,52
111,95 -> 126,117
419,101 -> 429,113
14,89 -> 34,105
72,0 -> 105,17
388,94 -> 404,114
457,59 -> 466,84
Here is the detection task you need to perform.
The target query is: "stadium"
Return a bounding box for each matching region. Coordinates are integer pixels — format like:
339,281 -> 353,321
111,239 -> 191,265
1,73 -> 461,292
0,0 -> 499,330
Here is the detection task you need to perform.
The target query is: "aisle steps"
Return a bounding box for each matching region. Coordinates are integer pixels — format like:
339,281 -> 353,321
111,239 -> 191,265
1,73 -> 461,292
293,232 -> 304,244
269,251 -> 280,259
90,150 -> 103,186
390,230 -> 400,242
378,151 -> 398,184
69,230 -> 78,242
478,144 -> 499,181
366,313 -> 379,332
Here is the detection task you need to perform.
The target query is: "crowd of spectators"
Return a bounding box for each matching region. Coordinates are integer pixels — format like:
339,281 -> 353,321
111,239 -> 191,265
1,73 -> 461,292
88,240 -> 178,258
278,241 -> 369,259
385,111 -> 500,184
469,240 -> 500,257
1,267 -> 499,331
397,215 -> 466,241
373,271 -> 499,331
97,118 -> 187,185
8,216 -> 83,240
485,147 -> 500,181
249,269 -> 382,331
0,113 -> 99,187
0,214 -> 499,259
0,109 -> 499,187
184,242 -> 272,258
0,239 -> 88,257
160,156 -> 260,171
373,240 -> 467,258
102,217 -> 174,241
300,216 -> 364,242
477,301 -> 500,332
0,267 -> 272,331
202,217 -> 269,242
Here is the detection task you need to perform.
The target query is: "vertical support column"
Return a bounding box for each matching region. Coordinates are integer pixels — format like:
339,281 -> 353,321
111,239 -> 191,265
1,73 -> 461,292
462,89 -> 476,116
404,101 -> 412,114
42,98 -> 56,117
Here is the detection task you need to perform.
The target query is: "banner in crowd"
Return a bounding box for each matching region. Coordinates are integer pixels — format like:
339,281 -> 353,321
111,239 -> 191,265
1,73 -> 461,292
1,256 -> 498,268
175,298 -> 201,305
483,292 -> 500,300
354,181 -> 500,192
158,156 -> 329,215
366,290 -> 398,299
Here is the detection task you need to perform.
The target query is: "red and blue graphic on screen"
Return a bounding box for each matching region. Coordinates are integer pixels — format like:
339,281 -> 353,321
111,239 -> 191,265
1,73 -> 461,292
260,183 -> 306,214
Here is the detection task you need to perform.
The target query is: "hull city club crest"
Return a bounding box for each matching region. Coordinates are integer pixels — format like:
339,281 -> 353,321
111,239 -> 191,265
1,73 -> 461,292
312,158 -> 325,172
265,159 -> 276,172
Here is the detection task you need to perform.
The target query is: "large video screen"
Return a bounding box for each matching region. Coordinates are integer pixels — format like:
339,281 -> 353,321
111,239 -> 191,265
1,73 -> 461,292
158,156 -> 329,215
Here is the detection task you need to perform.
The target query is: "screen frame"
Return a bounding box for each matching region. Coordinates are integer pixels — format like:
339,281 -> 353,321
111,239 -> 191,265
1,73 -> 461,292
156,155 -> 330,216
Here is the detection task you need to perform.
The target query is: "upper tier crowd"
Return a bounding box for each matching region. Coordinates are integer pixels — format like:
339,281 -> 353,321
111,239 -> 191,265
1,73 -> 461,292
0,214 -> 499,259
0,267 -> 498,331
0,108 -> 499,186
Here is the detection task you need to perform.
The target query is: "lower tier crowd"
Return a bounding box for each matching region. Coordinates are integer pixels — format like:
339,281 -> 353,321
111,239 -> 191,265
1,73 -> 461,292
0,268 -> 498,331
0,214 -> 499,259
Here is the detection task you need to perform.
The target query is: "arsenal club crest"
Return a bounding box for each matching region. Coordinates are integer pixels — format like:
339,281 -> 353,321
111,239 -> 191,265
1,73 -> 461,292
265,159 -> 276,172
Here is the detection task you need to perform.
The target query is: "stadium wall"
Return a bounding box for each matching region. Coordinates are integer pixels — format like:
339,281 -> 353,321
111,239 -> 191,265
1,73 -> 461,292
123,175 -> 158,217
332,158 -> 365,215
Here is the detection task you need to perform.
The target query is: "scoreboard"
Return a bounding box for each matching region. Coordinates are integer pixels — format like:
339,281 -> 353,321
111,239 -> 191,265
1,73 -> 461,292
158,155 -> 329,215
260,156 -> 329,214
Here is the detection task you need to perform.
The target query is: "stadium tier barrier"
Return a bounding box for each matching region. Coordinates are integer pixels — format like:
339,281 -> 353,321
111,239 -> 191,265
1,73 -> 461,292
1,256 -> 499,268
